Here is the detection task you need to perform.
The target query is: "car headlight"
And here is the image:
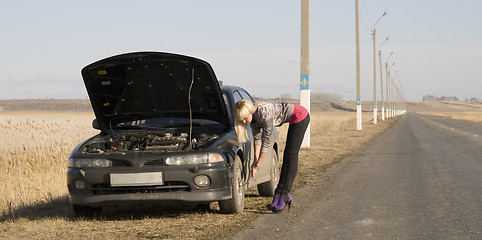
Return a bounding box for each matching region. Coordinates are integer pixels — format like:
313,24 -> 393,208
165,153 -> 224,166
68,158 -> 112,168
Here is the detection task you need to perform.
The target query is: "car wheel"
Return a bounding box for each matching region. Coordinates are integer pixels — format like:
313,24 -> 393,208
73,204 -> 102,218
257,148 -> 279,197
219,156 -> 245,214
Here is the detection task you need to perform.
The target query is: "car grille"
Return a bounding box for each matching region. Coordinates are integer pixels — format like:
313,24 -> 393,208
111,160 -> 132,167
92,181 -> 190,195
143,159 -> 164,166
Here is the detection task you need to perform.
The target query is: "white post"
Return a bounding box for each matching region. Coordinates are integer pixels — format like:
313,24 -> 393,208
300,0 -> 310,148
355,0 -> 362,130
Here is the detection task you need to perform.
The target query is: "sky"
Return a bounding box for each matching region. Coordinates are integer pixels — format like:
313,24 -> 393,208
1,0 -> 482,101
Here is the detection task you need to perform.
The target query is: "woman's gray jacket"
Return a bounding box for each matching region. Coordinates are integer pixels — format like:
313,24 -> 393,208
250,102 -> 294,153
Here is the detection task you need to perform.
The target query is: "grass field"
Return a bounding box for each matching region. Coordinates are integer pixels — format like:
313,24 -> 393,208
423,112 -> 482,126
0,112 -> 97,216
407,101 -> 482,125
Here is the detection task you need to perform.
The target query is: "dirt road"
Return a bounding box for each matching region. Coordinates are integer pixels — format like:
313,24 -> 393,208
233,112 -> 482,239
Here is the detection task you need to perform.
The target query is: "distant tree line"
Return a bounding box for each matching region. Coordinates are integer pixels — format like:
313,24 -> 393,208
465,97 -> 481,101
423,95 -> 480,102
423,95 -> 459,101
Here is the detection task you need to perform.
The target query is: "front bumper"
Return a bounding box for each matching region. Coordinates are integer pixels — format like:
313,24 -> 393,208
67,164 -> 233,207
69,188 -> 232,207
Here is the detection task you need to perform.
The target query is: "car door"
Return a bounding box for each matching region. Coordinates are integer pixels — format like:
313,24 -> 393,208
234,89 -> 273,186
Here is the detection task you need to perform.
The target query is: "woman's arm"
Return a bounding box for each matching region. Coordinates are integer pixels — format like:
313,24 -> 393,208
251,144 -> 266,177
250,104 -> 273,177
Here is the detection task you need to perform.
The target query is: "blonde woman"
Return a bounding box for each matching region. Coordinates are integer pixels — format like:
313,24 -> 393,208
233,99 -> 310,213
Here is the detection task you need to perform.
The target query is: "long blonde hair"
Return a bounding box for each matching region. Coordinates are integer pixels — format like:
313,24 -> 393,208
233,99 -> 257,143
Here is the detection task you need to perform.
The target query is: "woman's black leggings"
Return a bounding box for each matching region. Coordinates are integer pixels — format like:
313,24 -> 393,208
276,114 -> 310,193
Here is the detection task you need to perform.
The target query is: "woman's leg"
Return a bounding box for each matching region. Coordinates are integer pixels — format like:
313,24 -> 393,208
277,114 -> 310,192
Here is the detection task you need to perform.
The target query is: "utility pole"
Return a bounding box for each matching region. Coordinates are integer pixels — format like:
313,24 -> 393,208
355,0 -> 362,130
300,0 -> 310,147
386,61 -> 394,119
386,64 -> 389,119
378,50 -> 384,120
388,72 -> 391,118
382,50 -> 393,121
372,11 -> 388,124
372,28 -> 377,124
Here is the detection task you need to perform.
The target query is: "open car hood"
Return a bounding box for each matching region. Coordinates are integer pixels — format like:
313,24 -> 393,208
81,52 -> 230,132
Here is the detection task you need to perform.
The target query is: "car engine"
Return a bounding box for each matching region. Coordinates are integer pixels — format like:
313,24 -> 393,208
83,131 -> 219,154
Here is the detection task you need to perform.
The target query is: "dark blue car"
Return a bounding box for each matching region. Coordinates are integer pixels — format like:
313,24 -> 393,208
67,52 -> 279,217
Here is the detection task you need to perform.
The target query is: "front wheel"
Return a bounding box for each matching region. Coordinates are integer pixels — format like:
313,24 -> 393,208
219,156 -> 245,214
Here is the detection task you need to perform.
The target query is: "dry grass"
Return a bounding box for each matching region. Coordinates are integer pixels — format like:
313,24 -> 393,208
0,112 -> 97,216
0,109 -> 394,239
407,101 -> 482,113
406,101 -> 482,126
276,111 -> 370,142
423,112 -> 482,126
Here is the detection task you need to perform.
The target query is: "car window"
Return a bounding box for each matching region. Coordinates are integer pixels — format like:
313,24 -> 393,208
239,89 -> 255,103
233,90 -> 243,104
234,89 -> 255,140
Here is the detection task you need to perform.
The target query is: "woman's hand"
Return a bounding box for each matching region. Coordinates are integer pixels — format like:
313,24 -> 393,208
251,162 -> 259,178
251,150 -> 266,178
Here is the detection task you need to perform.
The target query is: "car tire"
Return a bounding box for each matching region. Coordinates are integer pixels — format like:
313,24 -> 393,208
219,156 -> 244,214
257,148 -> 279,197
73,204 -> 102,218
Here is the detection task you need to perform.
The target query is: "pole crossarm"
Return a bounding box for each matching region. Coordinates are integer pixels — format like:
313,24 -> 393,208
374,11 -> 389,27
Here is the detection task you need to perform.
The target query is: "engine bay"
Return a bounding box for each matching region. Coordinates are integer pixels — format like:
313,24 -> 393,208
83,131 -> 219,154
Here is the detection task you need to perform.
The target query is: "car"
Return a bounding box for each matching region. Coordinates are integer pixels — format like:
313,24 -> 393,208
67,52 -> 280,217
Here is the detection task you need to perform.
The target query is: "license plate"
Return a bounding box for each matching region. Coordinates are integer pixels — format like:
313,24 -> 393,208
110,172 -> 163,187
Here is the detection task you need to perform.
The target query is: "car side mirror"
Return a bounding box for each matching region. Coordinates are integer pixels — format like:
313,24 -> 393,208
92,119 -> 100,130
